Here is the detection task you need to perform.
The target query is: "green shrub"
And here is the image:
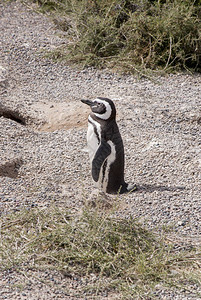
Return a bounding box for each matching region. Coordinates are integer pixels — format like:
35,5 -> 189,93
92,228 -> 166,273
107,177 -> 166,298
35,0 -> 201,73
119,0 -> 201,72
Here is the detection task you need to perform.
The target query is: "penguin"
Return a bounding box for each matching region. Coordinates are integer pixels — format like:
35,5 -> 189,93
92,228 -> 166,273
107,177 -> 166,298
81,97 -> 136,194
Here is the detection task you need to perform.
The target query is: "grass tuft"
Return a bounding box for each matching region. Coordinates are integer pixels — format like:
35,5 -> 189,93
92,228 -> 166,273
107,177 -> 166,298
0,204 -> 200,297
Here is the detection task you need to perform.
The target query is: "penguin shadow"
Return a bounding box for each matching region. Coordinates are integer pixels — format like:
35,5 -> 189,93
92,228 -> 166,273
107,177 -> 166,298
135,184 -> 186,194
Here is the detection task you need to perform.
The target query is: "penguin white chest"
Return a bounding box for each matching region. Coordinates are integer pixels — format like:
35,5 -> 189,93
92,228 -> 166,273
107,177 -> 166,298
87,116 -> 101,162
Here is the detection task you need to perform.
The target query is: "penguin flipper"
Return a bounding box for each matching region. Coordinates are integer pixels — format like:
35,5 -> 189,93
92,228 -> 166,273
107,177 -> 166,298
92,140 -> 111,182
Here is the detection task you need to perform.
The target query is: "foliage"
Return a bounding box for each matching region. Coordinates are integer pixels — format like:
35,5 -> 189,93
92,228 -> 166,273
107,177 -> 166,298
33,0 -> 201,74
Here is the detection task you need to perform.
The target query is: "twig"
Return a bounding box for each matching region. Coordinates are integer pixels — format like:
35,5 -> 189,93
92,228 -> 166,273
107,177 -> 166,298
163,36 -> 172,71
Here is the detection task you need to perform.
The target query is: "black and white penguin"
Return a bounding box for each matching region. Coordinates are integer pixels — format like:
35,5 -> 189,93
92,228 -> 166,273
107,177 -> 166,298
81,97 -> 135,194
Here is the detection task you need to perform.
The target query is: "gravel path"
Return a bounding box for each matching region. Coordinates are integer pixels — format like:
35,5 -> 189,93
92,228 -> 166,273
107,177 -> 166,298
0,1 -> 201,299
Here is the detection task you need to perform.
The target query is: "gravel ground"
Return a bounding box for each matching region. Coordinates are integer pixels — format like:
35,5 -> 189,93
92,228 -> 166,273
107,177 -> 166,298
0,1 -> 201,299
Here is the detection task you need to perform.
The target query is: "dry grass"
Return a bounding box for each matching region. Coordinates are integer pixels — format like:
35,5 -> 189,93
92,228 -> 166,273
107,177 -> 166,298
0,203 -> 200,298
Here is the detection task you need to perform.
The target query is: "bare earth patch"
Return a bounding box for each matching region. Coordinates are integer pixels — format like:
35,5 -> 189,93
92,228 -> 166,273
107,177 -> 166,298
32,101 -> 89,131
0,158 -> 23,179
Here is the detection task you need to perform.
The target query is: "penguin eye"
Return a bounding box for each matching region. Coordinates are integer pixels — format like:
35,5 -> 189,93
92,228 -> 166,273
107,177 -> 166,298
94,102 -> 101,107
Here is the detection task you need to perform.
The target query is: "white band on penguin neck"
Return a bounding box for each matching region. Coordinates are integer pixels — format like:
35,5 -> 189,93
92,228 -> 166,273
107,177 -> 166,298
94,99 -> 112,120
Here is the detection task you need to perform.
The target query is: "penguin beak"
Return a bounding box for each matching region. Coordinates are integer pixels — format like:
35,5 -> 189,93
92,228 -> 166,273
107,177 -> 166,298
81,99 -> 94,106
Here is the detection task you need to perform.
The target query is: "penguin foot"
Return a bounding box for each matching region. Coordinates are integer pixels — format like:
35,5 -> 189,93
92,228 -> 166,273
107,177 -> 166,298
127,183 -> 137,193
119,183 -> 137,194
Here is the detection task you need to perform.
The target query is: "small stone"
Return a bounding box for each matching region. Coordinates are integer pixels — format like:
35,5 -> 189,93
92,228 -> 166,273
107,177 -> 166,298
177,220 -> 186,226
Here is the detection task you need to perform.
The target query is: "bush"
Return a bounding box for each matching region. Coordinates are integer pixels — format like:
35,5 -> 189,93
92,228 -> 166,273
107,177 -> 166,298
36,0 -> 201,74
119,0 -> 201,72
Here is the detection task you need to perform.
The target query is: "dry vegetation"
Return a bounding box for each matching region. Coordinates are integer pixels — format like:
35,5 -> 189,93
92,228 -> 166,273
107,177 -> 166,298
33,0 -> 201,75
0,203 -> 200,298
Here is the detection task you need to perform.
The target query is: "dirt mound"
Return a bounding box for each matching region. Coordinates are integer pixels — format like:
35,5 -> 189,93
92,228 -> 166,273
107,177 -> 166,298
32,101 -> 89,131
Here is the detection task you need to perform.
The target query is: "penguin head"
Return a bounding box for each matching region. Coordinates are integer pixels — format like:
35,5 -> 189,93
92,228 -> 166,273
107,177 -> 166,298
81,97 -> 116,120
